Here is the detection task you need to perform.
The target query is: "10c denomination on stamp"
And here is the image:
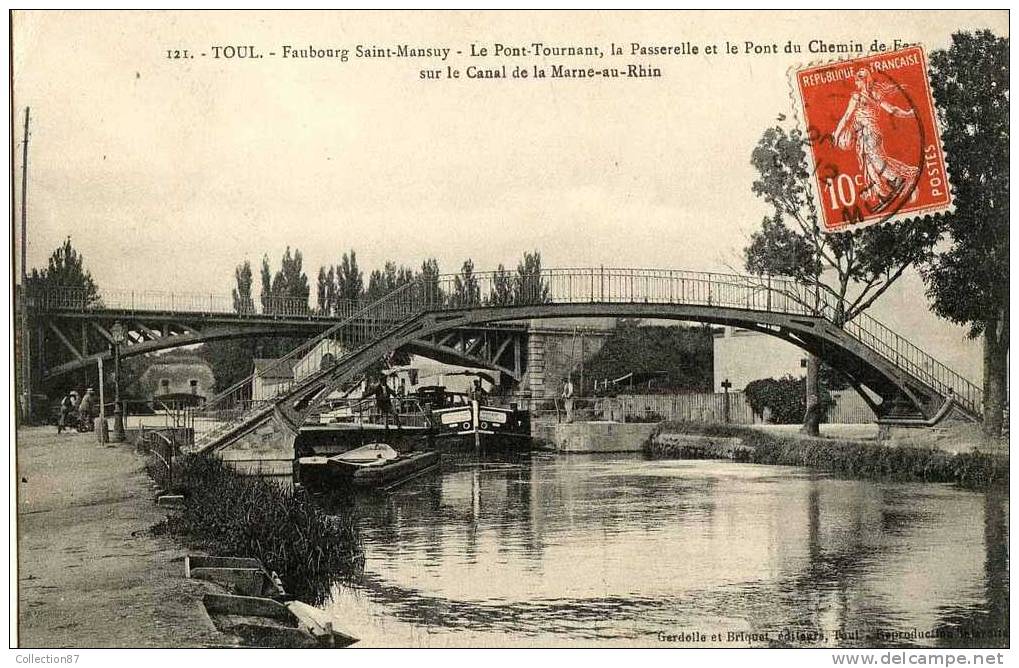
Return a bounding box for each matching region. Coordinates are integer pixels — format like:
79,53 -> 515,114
793,46 -> 953,233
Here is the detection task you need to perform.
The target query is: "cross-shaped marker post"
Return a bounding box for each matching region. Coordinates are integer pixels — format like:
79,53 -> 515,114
721,379 -> 732,424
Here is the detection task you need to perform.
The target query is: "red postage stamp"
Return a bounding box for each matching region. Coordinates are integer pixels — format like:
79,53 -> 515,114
793,46 -> 953,233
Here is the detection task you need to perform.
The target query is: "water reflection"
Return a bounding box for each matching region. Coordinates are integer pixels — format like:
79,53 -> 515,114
316,449 -> 1007,647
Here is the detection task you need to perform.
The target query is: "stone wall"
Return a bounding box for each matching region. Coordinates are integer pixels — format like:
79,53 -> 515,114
550,421 -> 659,453
518,325 -> 612,400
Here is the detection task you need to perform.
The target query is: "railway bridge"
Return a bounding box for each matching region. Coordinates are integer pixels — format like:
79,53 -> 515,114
24,288 -> 532,386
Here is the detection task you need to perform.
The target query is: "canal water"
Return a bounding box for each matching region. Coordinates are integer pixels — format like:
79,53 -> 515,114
318,449 -> 1008,648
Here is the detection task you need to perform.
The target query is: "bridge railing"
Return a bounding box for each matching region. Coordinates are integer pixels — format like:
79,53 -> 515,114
416,267 -> 819,315
833,306 -> 982,415
26,285 -> 365,320
179,267 -> 981,448
427,267 -> 980,415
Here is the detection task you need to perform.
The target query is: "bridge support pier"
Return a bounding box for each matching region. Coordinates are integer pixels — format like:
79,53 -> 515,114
876,394 -> 988,449
213,408 -> 298,487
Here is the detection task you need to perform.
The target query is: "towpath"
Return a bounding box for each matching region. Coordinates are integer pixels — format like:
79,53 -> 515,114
15,427 -> 223,648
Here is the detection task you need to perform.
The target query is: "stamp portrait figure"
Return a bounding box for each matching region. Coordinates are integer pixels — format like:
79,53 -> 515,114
833,68 -> 919,213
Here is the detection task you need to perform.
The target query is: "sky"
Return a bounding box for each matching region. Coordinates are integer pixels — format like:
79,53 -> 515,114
12,10 -> 1008,381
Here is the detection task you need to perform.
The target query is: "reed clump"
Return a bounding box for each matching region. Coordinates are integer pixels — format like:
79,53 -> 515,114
646,421 -> 1008,490
157,454 -> 364,604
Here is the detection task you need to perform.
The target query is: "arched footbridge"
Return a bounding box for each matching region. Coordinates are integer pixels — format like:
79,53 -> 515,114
184,268 -> 982,455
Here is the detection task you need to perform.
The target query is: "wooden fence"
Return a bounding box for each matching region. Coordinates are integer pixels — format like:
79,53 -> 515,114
612,389 -> 876,425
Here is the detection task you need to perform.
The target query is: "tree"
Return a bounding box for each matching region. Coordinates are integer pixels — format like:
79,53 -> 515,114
324,266 -> 336,315
335,250 -> 364,307
197,259 -> 261,391
259,255 -> 273,314
488,264 -> 515,306
366,260 -> 414,302
316,266 -> 329,314
258,247 -> 309,316
585,319 -> 714,394
250,249 -> 311,358
26,236 -> 100,306
417,258 -> 443,306
514,251 -> 550,304
452,258 -> 481,307
26,237 -> 101,386
921,30 -> 1008,439
745,123 -> 939,434
232,261 -> 254,314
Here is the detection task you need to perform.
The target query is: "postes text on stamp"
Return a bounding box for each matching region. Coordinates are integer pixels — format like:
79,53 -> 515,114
794,46 -> 952,233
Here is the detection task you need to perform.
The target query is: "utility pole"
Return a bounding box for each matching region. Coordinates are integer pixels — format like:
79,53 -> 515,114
19,107 -> 31,422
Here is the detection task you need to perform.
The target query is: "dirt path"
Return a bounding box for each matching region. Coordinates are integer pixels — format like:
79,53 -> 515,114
16,427 -> 225,648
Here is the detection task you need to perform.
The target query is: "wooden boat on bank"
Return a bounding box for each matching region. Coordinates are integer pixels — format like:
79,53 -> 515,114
298,443 -> 440,489
331,443 -> 400,469
202,593 -> 358,648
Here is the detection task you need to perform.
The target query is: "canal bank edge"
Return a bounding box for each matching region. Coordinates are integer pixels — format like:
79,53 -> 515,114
647,421 -> 1008,490
16,428 -> 231,648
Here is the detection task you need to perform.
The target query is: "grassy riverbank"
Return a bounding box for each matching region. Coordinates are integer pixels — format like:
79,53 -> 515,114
646,421 -> 1008,490
156,455 -> 363,604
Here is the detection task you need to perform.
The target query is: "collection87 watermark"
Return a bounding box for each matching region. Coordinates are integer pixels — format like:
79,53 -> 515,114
15,656 -> 79,664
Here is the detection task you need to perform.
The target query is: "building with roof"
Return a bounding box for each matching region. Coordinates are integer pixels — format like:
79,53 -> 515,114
137,355 -> 215,407
252,357 -> 298,400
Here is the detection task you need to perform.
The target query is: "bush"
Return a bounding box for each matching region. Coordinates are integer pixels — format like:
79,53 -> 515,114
158,455 -> 364,604
625,411 -> 664,423
646,421 -> 1008,490
744,375 -> 810,423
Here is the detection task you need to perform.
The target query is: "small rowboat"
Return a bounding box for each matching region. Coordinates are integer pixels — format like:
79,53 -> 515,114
330,443 -> 400,468
298,443 -> 439,489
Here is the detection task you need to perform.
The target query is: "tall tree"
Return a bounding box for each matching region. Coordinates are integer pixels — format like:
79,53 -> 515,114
335,250 -> 364,306
324,266 -> 336,315
26,236 -> 100,306
744,123 -> 939,434
26,237 -> 102,382
259,247 -> 309,315
232,260 -> 254,314
271,247 -> 310,310
259,255 -> 273,314
365,260 -> 415,302
187,258 -> 261,392
922,30 -> 1009,439
453,258 -> 481,307
488,264 -> 515,306
417,257 -> 443,306
365,268 -> 385,302
316,266 -> 329,314
514,250 -> 550,304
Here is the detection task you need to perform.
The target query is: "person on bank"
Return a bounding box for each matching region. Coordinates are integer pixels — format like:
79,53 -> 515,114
57,391 -> 76,434
76,388 -> 95,432
562,376 -> 575,423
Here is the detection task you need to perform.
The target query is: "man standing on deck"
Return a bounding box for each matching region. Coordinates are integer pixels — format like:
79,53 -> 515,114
365,374 -> 401,432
